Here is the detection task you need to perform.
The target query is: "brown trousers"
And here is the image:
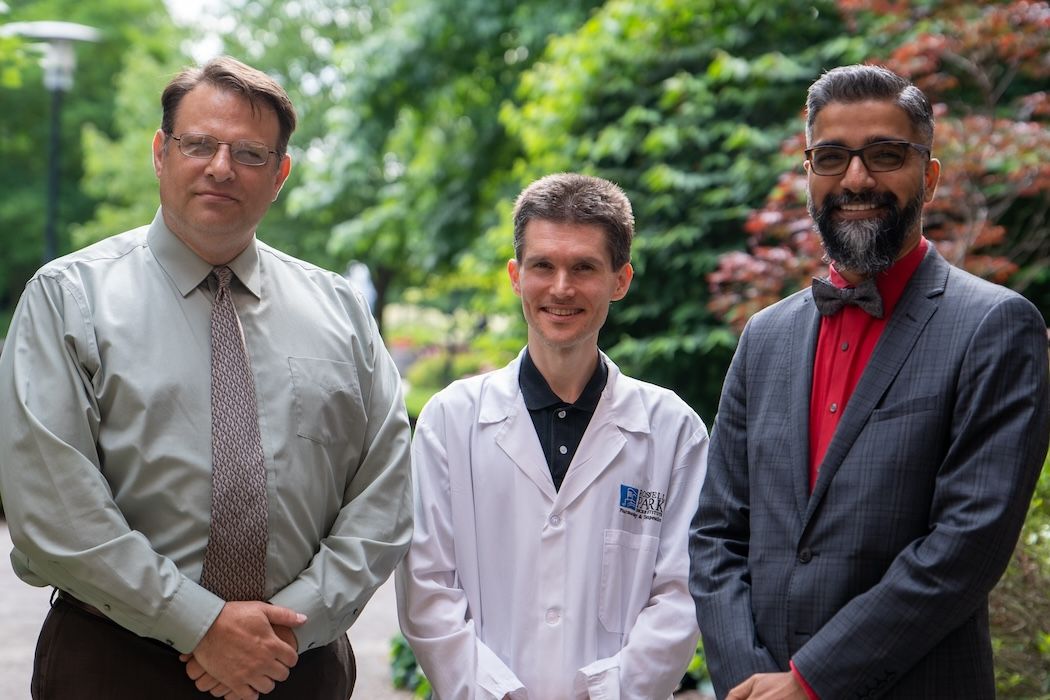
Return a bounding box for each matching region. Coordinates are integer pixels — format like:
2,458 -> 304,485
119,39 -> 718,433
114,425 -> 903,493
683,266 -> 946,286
32,594 -> 355,699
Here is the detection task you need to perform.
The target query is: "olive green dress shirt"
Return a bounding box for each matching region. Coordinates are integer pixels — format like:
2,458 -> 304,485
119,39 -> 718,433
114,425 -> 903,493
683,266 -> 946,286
0,210 -> 413,654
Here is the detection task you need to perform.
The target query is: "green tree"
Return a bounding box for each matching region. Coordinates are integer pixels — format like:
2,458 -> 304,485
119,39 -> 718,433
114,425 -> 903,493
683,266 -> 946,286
211,0 -> 605,330
491,0 -> 861,417
0,0 -> 183,313
71,46 -> 186,248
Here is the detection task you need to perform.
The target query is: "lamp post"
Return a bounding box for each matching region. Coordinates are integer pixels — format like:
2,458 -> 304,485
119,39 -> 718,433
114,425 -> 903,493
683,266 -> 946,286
1,21 -> 100,262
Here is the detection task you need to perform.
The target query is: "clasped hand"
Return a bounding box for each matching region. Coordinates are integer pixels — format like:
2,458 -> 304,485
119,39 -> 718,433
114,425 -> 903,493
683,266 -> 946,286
179,600 -> 306,699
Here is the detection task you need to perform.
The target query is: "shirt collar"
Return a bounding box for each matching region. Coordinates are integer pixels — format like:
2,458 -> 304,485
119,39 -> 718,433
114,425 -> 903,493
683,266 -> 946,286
519,346 -> 608,412
147,207 -> 262,299
829,237 -> 928,318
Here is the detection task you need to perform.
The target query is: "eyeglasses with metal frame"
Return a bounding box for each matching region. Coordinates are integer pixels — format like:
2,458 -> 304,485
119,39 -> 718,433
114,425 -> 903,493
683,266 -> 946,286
168,132 -> 278,167
805,140 -> 931,177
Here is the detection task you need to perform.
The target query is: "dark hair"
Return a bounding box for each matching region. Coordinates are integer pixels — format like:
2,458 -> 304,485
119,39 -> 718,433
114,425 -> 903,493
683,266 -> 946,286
806,64 -> 934,146
160,55 -> 297,162
512,173 -> 634,269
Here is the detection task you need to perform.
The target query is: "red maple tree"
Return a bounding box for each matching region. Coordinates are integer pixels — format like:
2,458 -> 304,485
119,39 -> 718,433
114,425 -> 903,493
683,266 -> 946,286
709,0 -> 1050,332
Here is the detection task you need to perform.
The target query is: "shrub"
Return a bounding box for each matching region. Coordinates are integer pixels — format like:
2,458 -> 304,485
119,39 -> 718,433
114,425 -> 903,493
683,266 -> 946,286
991,452 -> 1050,697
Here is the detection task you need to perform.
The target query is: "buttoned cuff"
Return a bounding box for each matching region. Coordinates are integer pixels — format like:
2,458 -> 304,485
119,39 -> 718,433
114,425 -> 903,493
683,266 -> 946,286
269,576 -> 364,651
477,641 -> 528,699
575,656 -> 620,699
149,576 -> 224,653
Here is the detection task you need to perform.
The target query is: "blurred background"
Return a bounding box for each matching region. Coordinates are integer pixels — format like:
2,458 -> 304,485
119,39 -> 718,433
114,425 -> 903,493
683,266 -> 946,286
1,0 -> 1048,696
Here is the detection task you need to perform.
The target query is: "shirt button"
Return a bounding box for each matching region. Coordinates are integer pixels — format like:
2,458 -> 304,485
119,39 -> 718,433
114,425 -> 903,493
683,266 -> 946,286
841,342 -> 849,351
829,403 -> 838,413
557,410 -> 567,419
545,608 -> 561,625
559,445 -> 567,455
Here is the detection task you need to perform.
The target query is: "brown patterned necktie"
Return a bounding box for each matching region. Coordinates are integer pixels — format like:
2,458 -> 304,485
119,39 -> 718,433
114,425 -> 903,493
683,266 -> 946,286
200,265 -> 268,601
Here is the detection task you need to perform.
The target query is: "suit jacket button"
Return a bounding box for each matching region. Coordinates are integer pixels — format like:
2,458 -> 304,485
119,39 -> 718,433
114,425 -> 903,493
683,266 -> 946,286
798,548 -> 812,563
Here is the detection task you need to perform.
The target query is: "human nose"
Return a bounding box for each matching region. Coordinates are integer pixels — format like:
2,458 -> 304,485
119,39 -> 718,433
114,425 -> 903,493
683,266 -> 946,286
839,152 -> 876,192
205,143 -> 235,181
551,269 -> 574,297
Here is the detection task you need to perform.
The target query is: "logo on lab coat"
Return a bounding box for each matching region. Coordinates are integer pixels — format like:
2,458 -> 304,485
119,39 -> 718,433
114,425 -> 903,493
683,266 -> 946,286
619,484 -> 665,522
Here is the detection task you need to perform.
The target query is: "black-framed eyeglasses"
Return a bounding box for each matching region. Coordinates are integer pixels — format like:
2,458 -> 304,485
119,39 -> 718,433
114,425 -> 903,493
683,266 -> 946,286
805,140 -> 931,176
169,132 -> 277,167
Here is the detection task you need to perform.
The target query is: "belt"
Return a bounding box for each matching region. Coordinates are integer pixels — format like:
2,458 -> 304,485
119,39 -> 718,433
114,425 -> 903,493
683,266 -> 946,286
56,590 -> 109,620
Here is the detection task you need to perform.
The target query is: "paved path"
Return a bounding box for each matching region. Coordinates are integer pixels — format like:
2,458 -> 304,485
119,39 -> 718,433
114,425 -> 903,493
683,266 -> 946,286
0,520 -> 413,699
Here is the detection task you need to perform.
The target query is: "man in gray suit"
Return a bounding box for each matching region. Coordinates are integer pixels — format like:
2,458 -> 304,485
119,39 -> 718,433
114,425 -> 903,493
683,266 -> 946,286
689,64 -> 1049,699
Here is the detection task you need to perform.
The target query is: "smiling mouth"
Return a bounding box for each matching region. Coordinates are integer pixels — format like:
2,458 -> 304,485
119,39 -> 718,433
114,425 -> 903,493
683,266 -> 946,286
543,307 -> 581,317
839,202 -> 880,212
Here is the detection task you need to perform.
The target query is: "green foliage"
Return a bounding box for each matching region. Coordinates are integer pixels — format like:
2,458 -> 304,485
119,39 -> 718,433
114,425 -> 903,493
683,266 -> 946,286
390,299 -> 518,419
390,633 -> 432,699
212,0 -> 605,329
0,0 -> 184,310
680,638 -> 712,691
71,46 -> 185,248
497,0 -> 863,417
710,0 -> 1050,329
0,30 -> 35,89
991,451 -> 1050,697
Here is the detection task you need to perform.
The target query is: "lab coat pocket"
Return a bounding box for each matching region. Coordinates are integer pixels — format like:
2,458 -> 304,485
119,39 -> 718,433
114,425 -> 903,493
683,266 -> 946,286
288,356 -> 365,445
598,529 -> 660,634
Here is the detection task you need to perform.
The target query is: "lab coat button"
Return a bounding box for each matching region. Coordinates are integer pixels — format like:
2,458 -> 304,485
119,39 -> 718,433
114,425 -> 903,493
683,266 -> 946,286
549,514 -> 561,527
545,609 -> 561,625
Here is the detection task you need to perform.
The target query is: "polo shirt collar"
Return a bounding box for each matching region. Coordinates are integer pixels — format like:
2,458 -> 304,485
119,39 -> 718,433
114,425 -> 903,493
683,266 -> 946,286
519,346 -> 607,412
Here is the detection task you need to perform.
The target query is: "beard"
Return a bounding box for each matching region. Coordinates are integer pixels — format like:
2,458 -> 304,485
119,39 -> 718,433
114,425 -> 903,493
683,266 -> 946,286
809,187 -> 925,276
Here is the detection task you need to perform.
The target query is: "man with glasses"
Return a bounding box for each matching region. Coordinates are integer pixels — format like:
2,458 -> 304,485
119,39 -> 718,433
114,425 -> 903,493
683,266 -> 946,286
0,56 -> 412,699
690,64 -> 1048,699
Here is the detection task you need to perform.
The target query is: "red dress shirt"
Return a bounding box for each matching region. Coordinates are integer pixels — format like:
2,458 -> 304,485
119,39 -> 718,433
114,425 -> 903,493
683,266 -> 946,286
792,238 -> 927,699
808,238 -> 928,490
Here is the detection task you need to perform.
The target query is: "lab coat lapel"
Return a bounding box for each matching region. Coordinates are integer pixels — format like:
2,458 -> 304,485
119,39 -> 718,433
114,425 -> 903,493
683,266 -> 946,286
555,358 -> 648,510
487,353 -> 559,502
804,248 -> 946,525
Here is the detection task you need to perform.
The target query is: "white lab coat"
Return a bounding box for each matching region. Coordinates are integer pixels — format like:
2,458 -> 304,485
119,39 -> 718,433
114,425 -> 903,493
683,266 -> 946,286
396,351 -> 708,700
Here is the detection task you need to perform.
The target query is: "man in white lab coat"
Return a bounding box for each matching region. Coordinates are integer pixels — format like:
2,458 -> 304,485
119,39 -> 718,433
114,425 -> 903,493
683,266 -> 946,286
396,173 -> 709,700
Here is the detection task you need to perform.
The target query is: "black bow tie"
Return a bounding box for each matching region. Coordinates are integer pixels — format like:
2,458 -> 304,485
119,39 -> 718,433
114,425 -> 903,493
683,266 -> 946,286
811,276 -> 884,318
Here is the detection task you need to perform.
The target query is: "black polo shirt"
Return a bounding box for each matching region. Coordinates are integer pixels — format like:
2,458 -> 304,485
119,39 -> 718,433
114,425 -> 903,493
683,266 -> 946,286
518,348 -> 608,491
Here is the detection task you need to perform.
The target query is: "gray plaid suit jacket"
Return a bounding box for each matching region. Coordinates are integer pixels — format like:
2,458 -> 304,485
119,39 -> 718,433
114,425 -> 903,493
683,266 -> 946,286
690,245 -> 1049,699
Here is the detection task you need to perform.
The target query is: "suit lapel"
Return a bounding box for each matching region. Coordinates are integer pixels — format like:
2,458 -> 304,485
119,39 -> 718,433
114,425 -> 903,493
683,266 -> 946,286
803,247 -> 949,525
790,295 -> 823,519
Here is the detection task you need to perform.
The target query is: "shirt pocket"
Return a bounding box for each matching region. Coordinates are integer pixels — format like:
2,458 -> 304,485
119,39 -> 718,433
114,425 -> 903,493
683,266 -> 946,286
288,357 -> 365,445
598,528 -> 660,634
